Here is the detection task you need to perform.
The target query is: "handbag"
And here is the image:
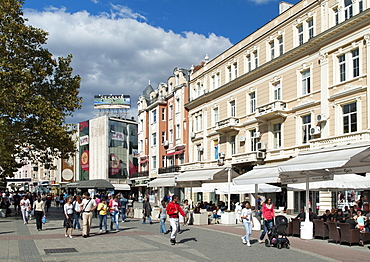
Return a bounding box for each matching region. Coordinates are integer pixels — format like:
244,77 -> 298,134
42,216 -> 46,224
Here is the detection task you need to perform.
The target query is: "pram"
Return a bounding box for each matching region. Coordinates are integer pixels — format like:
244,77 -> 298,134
264,215 -> 290,249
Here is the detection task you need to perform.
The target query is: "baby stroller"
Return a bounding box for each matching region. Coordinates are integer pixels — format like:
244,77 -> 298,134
265,215 -> 290,249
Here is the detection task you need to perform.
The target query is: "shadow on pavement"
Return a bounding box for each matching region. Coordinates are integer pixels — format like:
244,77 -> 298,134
178,237 -> 197,243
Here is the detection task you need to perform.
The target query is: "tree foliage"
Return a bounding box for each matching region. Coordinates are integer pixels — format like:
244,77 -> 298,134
0,0 -> 82,178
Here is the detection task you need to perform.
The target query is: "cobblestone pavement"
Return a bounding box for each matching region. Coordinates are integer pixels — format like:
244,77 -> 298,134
0,207 -> 369,262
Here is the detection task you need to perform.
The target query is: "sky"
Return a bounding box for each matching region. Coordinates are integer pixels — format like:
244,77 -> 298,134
22,0 -> 300,123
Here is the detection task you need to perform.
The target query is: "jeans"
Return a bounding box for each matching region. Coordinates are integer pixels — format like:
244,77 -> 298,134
160,217 -> 167,233
99,215 -> 107,231
21,208 -> 28,223
121,208 -> 126,221
259,219 -> 274,240
73,212 -> 81,229
142,215 -> 152,224
35,211 -> 43,230
243,221 -> 252,243
110,211 -> 119,230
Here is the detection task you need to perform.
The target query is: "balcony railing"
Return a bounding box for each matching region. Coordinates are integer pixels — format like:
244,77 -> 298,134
158,165 -> 181,174
255,101 -> 288,120
215,117 -> 240,132
130,171 -> 149,178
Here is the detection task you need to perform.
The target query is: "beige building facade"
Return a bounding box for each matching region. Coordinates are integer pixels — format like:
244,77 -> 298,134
185,0 -> 370,213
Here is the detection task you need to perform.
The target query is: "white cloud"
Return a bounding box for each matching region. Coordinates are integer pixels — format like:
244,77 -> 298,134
90,0 -> 99,4
24,7 -> 232,123
249,0 -> 276,4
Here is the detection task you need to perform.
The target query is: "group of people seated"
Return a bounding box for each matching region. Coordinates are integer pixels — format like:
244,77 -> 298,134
296,206 -> 370,233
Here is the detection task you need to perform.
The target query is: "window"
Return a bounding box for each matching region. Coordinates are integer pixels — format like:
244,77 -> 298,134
344,0 -> 353,20
161,108 -> 166,121
176,124 -> 180,140
247,55 -> 252,72
333,7 -> 339,25
178,153 -> 184,164
161,131 -> 166,143
230,135 -> 236,155
250,92 -> 256,114
162,156 -> 166,168
168,156 -> 174,167
230,100 -> 236,117
352,48 -> 359,78
307,19 -> 314,39
359,0 -> 363,12
273,81 -> 281,101
302,115 -> 311,144
253,50 -> 258,68
212,75 -> 216,90
343,102 -> 357,133
197,82 -> 202,97
302,69 -> 311,95
152,156 -> 157,169
195,114 -> 203,132
270,41 -> 275,60
176,98 -> 180,112
216,73 -> 220,88
234,63 -> 238,79
250,129 -> 257,151
152,133 -> 157,146
214,140 -> 219,160
339,54 -> 346,82
213,108 -> 219,125
228,66 -> 232,82
152,109 -> 157,123
278,36 -> 284,56
169,105 -> 173,119
273,123 -> 282,149
298,24 -> 304,45
197,145 -> 203,161
169,129 -> 173,143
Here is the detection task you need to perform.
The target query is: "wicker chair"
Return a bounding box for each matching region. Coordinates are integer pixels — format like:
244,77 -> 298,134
338,223 -> 360,246
291,218 -> 301,237
361,232 -> 370,244
326,222 -> 340,244
313,219 -> 329,239
286,221 -> 293,236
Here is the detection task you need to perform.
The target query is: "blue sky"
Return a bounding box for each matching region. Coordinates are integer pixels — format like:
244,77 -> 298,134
22,0 -> 300,123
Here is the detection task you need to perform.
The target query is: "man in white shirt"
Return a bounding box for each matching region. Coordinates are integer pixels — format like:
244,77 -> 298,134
80,192 -> 96,238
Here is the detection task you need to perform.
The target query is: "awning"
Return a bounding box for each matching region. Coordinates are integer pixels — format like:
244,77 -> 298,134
215,184 -> 281,194
233,165 -> 280,185
288,174 -> 370,191
112,184 -> 131,191
140,159 -> 149,164
175,167 -> 238,183
147,177 -> 176,187
165,150 -> 184,157
278,143 -> 370,181
66,179 -> 114,189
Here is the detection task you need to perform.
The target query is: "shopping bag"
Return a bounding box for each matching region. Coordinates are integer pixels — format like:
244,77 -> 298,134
42,216 -> 46,224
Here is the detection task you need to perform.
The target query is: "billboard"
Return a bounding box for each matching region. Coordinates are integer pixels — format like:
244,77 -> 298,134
94,94 -> 131,109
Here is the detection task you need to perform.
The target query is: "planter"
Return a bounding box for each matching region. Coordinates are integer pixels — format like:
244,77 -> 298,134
134,208 -> 143,219
152,208 -> 160,220
192,212 -> 208,225
300,221 -> 313,240
221,212 -> 236,225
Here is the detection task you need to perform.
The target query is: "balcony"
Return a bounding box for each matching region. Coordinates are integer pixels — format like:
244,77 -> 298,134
130,171 -> 149,179
158,165 -> 181,174
215,117 -> 240,133
255,101 -> 288,121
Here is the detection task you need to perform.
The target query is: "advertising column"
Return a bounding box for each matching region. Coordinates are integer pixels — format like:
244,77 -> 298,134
79,121 -> 89,180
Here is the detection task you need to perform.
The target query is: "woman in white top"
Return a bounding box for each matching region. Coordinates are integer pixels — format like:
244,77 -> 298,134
20,195 -> 31,224
63,196 -> 74,238
241,201 -> 254,247
33,196 -> 45,231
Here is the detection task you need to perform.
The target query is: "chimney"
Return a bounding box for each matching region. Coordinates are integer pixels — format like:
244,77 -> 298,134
279,1 -> 293,14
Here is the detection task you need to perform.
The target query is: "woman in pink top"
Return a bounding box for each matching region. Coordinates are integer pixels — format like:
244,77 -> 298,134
259,197 -> 275,243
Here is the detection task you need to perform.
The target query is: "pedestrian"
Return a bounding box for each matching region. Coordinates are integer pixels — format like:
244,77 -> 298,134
259,197 -> 275,243
32,196 -> 45,231
166,195 -> 185,245
73,195 -> 82,231
45,194 -> 52,212
97,198 -> 109,233
109,196 -> 121,232
59,194 -> 64,208
182,199 -> 190,226
20,195 -> 30,224
127,195 -> 134,218
93,196 -> 100,218
63,196 -> 74,238
13,193 -> 21,215
119,194 -> 128,222
159,200 -> 168,234
55,194 -> 60,208
142,197 -> 153,224
241,201 -> 254,247
80,192 -> 96,238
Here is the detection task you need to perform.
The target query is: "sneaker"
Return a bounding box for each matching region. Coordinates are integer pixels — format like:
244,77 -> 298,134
69,235 -> 73,239
259,240 -> 264,244
65,235 -> 68,237
241,237 -> 247,244
116,230 -> 120,232
83,235 -> 87,238
247,242 -> 251,247
99,230 -> 103,233
170,239 -> 176,245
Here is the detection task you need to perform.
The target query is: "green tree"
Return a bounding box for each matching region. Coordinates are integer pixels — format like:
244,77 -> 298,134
0,0 -> 82,178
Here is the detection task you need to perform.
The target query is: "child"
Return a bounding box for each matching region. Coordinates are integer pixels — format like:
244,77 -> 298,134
241,201 -> 254,247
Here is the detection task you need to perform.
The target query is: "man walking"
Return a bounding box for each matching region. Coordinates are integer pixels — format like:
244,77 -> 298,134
166,195 -> 185,245
80,192 -> 96,238
119,194 -> 128,222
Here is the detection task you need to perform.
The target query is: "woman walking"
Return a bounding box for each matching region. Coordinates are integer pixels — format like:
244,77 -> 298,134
73,195 -> 82,231
142,197 -> 153,224
259,197 -> 275,243
98,198 -> 109,233
20,195 -> 31,224
33,196 -> 45,231
241,201 -> 254,247
182,200 -> 190,226
63,196 -> 74,238
159,200 -> 168,233
109,196 -> 121,232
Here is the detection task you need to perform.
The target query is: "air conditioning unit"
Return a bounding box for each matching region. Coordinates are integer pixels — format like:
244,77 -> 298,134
219,152 -> 225,159
316,114 -> 327,122
256,141 -> 266,151
163,140 -> 169,146
310,126 -> 321,135
190,132 -> 195,138
253,131 -> 261,138
239,136 -> 246,142
256,151 -> 266,159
